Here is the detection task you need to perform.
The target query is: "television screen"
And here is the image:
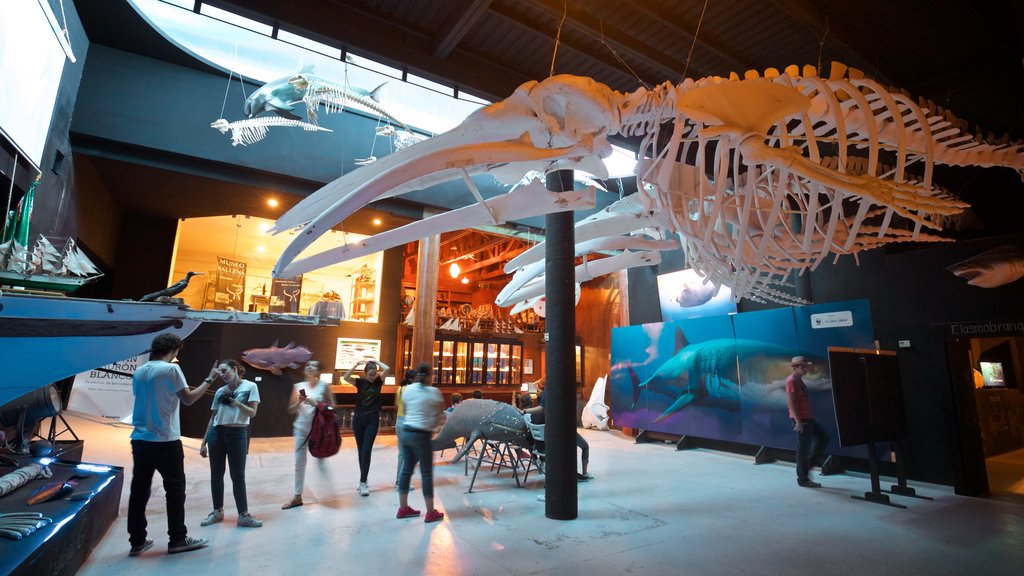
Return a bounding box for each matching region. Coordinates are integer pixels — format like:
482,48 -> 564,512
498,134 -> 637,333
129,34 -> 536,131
656,268 -> 736,322
980,361 -> 1006,387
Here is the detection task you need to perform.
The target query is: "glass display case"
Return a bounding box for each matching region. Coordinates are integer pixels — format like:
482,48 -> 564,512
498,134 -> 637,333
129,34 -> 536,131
415,334 -> 523,387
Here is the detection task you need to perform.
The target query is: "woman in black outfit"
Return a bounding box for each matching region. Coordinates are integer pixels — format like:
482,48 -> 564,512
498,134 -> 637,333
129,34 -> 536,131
343,359 -> 390,496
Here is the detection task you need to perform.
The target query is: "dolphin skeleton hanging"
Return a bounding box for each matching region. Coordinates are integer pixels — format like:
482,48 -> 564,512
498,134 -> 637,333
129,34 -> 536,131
213,65 -> 414,147
210,117 -> 331,146
269,63 -> 1024,304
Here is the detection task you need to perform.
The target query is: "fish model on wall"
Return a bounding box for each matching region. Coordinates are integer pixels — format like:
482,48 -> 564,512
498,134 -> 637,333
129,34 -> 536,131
241,340 -> 313,375
947,245 -> 1024,288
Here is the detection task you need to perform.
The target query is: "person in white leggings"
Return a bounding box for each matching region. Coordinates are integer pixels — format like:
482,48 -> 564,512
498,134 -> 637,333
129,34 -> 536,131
282,361 -> 336,509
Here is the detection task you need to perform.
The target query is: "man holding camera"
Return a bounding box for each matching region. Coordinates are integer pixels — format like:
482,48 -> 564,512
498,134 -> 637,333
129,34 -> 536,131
128,333 -> 216,557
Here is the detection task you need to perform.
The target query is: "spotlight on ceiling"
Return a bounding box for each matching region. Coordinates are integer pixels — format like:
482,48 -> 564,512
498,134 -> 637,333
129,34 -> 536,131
449,262 -> 460,278
267,198 -> 279,208
372,217 -> 382,226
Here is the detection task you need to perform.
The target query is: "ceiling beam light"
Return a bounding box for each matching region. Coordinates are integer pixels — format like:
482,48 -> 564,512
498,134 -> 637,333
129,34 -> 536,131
267,198 -> 279,208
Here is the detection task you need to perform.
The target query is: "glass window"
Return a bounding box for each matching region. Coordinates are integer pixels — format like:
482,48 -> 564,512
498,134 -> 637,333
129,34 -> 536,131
277,29 -> 342,59
199,4 -> 273,35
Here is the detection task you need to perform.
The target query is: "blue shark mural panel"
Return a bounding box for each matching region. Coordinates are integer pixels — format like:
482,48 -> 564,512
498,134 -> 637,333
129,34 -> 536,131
611,299 -> 877,458
731,308 -> 802,448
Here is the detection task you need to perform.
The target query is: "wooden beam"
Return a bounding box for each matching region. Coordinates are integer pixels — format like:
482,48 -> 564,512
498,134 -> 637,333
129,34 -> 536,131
432,0 -> 494,59
620,0 -> 750,73
487,3 -> 656,87
412,235 -> 440,366
514,0 -> 703,81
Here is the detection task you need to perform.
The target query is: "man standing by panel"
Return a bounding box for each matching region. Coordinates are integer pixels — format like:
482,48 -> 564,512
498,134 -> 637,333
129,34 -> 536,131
127,333 -> 215,557
786,356 -> 829,488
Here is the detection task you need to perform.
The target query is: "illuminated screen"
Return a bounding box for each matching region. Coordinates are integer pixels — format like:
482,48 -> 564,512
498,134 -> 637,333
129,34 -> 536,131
656,268 -> 736,322
980,361 -> 1006,387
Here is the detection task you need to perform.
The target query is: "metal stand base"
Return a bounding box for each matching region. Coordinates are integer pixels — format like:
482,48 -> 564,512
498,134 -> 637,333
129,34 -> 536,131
852,491 -> 906,509
820,454 -> 843,476
754,446 -> 776,465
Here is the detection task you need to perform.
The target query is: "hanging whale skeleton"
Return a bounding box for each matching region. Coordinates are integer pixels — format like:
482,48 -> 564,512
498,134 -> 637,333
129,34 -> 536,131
212,65 -> 421,148
269,63 -> 1024,305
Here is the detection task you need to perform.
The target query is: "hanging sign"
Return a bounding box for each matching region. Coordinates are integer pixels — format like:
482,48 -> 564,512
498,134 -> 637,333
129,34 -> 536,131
215,256 -> 247,310
270,275 -> 303,313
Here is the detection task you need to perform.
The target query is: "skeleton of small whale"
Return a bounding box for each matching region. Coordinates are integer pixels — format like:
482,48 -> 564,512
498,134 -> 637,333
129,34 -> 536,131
628,337 -> 800,422
432,399 -> 529,462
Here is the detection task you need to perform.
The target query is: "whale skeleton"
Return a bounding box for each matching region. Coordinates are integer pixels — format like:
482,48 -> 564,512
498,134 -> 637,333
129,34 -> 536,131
271,63 -> 1024,304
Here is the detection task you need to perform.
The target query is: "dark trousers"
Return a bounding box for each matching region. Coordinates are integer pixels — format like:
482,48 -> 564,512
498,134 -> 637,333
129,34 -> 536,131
398,427 -> 434,499
352,411 -> 380,483
128,439 -> 187,546
208,425 -> 250,513
794,418 -> 829,482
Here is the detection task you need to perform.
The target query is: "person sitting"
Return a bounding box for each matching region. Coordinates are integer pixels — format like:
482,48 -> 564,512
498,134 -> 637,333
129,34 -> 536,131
447,392 -> 462,413
524,389 -> 591,481
472,389 -> 483,400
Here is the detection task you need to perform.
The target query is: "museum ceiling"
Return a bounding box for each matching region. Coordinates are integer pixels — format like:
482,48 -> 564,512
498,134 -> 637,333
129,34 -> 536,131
74,0 -> 1024,241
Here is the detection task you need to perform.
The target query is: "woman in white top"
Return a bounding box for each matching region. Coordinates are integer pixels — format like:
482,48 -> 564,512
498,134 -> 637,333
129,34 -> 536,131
282,360 -> 336,509
199,359 -> 262,528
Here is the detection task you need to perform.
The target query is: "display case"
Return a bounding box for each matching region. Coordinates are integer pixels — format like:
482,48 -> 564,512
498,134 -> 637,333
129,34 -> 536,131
417,334 -> 523,387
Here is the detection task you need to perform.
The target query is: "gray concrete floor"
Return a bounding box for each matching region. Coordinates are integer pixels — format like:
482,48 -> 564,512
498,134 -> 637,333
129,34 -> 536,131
67,412 -> 1023,576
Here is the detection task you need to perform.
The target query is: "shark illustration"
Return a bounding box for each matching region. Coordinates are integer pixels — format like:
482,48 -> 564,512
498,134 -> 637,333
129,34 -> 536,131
947,245 -> 1024,288
241,339 -> 313,375
243,65 -> 385,121
628,335 -> 811,422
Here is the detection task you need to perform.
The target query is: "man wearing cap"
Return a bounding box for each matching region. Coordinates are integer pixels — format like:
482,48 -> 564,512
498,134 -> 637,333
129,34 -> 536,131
786,356 -> 829,488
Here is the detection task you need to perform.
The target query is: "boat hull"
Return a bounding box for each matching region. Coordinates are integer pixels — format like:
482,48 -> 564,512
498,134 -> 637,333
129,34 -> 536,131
0,292 -> 201,407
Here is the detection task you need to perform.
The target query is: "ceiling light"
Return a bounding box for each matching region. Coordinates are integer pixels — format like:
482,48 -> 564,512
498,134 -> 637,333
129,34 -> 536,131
372,217 -> 382,226
461,276 -> 469,285
256,245 -> 265,253
267,198 -> 279,208
449,262 -> 460,278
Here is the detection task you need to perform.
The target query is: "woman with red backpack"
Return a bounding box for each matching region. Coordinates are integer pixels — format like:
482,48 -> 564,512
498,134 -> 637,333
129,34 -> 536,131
282,360 -> 336,510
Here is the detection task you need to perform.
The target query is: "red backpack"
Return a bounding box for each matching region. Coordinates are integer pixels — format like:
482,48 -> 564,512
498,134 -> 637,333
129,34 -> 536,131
307,401 -> 342,458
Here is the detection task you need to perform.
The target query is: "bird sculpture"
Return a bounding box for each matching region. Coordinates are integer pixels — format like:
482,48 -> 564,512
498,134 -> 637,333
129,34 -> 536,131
139,271 -> 204,302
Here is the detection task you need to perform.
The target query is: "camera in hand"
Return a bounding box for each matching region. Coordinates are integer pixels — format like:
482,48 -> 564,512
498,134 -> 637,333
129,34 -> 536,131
220,391 -> 249,405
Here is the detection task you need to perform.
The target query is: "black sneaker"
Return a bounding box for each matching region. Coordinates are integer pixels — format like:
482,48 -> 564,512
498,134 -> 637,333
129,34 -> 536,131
168,536 -> 209,554
798,479 -> 822,488
129,539 -> 154,557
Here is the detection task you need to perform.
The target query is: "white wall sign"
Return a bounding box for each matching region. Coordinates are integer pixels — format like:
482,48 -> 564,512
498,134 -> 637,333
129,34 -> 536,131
810,310 -> 854,329
68,354 -> 146,420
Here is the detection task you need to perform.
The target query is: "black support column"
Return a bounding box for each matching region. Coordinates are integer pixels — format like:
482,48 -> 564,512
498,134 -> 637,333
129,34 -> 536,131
544,169 -> 577,520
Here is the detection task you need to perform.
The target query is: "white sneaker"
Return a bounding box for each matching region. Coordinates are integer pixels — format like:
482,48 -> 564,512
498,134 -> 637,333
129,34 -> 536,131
358,482 -> 369,496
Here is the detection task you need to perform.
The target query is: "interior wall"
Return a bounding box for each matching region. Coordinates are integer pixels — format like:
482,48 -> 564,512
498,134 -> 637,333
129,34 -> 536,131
110,214 -> 178,300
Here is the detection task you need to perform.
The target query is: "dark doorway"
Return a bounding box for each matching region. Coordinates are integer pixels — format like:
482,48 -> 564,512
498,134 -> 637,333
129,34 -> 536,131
945,330 -> 1024,503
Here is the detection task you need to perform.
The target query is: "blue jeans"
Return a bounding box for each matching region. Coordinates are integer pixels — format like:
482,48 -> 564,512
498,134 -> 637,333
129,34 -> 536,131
398,427 -> 434,499
352,411 -> 380,483
395,415 -> 406,485
794,418 -> 829,482
208,425 -> 250,512
128,440 -> 187,546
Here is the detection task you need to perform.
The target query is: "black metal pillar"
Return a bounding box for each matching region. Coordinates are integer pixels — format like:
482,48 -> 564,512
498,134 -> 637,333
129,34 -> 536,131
544,169 -> 577,520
